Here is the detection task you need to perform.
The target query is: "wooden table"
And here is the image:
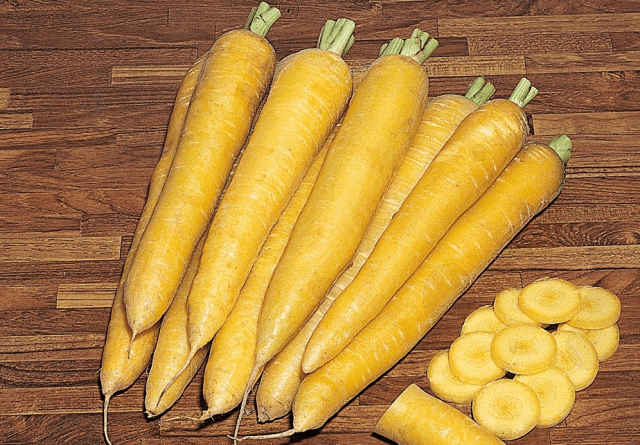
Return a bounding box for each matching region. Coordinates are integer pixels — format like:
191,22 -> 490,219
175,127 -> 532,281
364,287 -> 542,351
1,1 -> 639,443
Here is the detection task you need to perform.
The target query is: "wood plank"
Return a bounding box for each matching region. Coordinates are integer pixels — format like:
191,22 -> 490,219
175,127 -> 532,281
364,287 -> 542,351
0,260 -> 124,287
533,111 -> 640,136
0,285 -> 56,311
0,237 -> 121,263
423,54 -> 526,77
489,245 -> 640,270
57,283 -> 117,309
0,333 -> 105,363
534,203 -> 640,224
0,127 -> 117,150
0,412 -> 157,445
111,65 -> 191,85
0,359 -> 102,389
509,222 -> 640,248
0,87 -> 9,108
0,48 -> 197,90
468,32 -> 612,56
526,50 -> 640,74
0,308 -> 111,336
611,31 -> 640,51
0,111 -> 33,129
438,13 -> 640,37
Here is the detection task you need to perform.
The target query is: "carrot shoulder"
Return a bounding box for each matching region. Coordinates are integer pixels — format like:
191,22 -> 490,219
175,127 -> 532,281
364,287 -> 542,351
123,5 -> 280,338
302,78 -> 536,373
99,56 -> 203,445
183,19 -> 354,370
292,136 -> 571,433
253,32 -> 431,376
255,75 -> 494,423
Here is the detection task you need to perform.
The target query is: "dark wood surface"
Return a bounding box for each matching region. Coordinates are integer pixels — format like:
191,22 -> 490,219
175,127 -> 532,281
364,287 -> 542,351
1,1 -> 639,444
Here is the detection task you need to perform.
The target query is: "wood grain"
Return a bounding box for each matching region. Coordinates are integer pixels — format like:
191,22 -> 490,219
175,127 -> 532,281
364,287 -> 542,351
1,1 -> 639,444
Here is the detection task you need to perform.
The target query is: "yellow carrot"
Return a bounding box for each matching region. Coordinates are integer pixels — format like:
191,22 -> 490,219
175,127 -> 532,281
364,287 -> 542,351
199,132 -> 331,420
99,56 -> 204,445
302,78 -> 536,373
289,136 -> 571,434
144,235 -> 209,418
252,31 -> 432,380
374,383 -> 505,445
255,78 -> 495,422
123,4 -> 280,338
182,20 -> 354,377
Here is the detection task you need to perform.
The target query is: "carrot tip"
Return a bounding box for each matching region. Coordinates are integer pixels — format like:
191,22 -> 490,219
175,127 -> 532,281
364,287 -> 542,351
233,428 -> 296,441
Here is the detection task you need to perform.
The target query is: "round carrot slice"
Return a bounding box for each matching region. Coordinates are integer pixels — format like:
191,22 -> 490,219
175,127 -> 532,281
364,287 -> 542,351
518,278 -> 582,324
491,325 -> 557,375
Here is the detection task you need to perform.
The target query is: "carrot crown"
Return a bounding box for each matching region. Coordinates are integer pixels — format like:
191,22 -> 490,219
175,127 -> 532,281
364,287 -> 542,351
316,18 -> 356,57
464,76 -> 496,106
379,29 -> 438,64
509,78 -> 539,108
548,135 -> 572,165
244,2 -> 281,37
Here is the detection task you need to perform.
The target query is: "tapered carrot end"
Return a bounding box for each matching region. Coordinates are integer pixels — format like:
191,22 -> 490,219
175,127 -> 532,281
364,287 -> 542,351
233,428 -> 295,441
103,393 -> 113,445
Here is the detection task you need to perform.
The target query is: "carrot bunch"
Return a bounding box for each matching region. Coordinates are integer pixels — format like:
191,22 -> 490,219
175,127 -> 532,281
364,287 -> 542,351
98,7 -> 576,445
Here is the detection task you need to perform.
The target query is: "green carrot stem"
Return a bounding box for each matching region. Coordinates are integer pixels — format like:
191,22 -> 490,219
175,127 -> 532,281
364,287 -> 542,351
465,77 -> 495,106
548,135 -> 572,164
246,2 -> 281,37
380,37 -> 404,56
509,77 -> 538,108
379,29 -> 438,64
318,18 -> 356,57
464,76 -> 485,99
473,82 -> 496,106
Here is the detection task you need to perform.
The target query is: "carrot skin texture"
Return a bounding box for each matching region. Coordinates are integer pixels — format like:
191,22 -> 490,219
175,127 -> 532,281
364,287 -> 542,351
374,384 -> 505,445
100,57 -> 204,398
124,29 -> 277,335
303,98 -> 528,372
255,54 -> 430,369
145,236 -> 209,417
186,48 -> 352,354
293,142 -> 566,432
256,94 -> 478,421
201,140 -> 330,417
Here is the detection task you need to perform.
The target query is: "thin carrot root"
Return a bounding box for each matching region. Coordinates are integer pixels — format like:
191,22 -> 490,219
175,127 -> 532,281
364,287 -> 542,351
490,325 -> 557,375
103,394 -> 112,445
234,429 -> 295,441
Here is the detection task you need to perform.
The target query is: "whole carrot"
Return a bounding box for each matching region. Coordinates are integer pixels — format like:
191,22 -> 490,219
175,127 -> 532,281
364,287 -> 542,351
252,30 -> 433,380
178,19 -> 355,390
302,78 -> 537,373
291,136 -> 571,434
99,56 -> 204,445
199,131 -> 331,420
255,76 -> 495,422
123,3 -> 280,339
